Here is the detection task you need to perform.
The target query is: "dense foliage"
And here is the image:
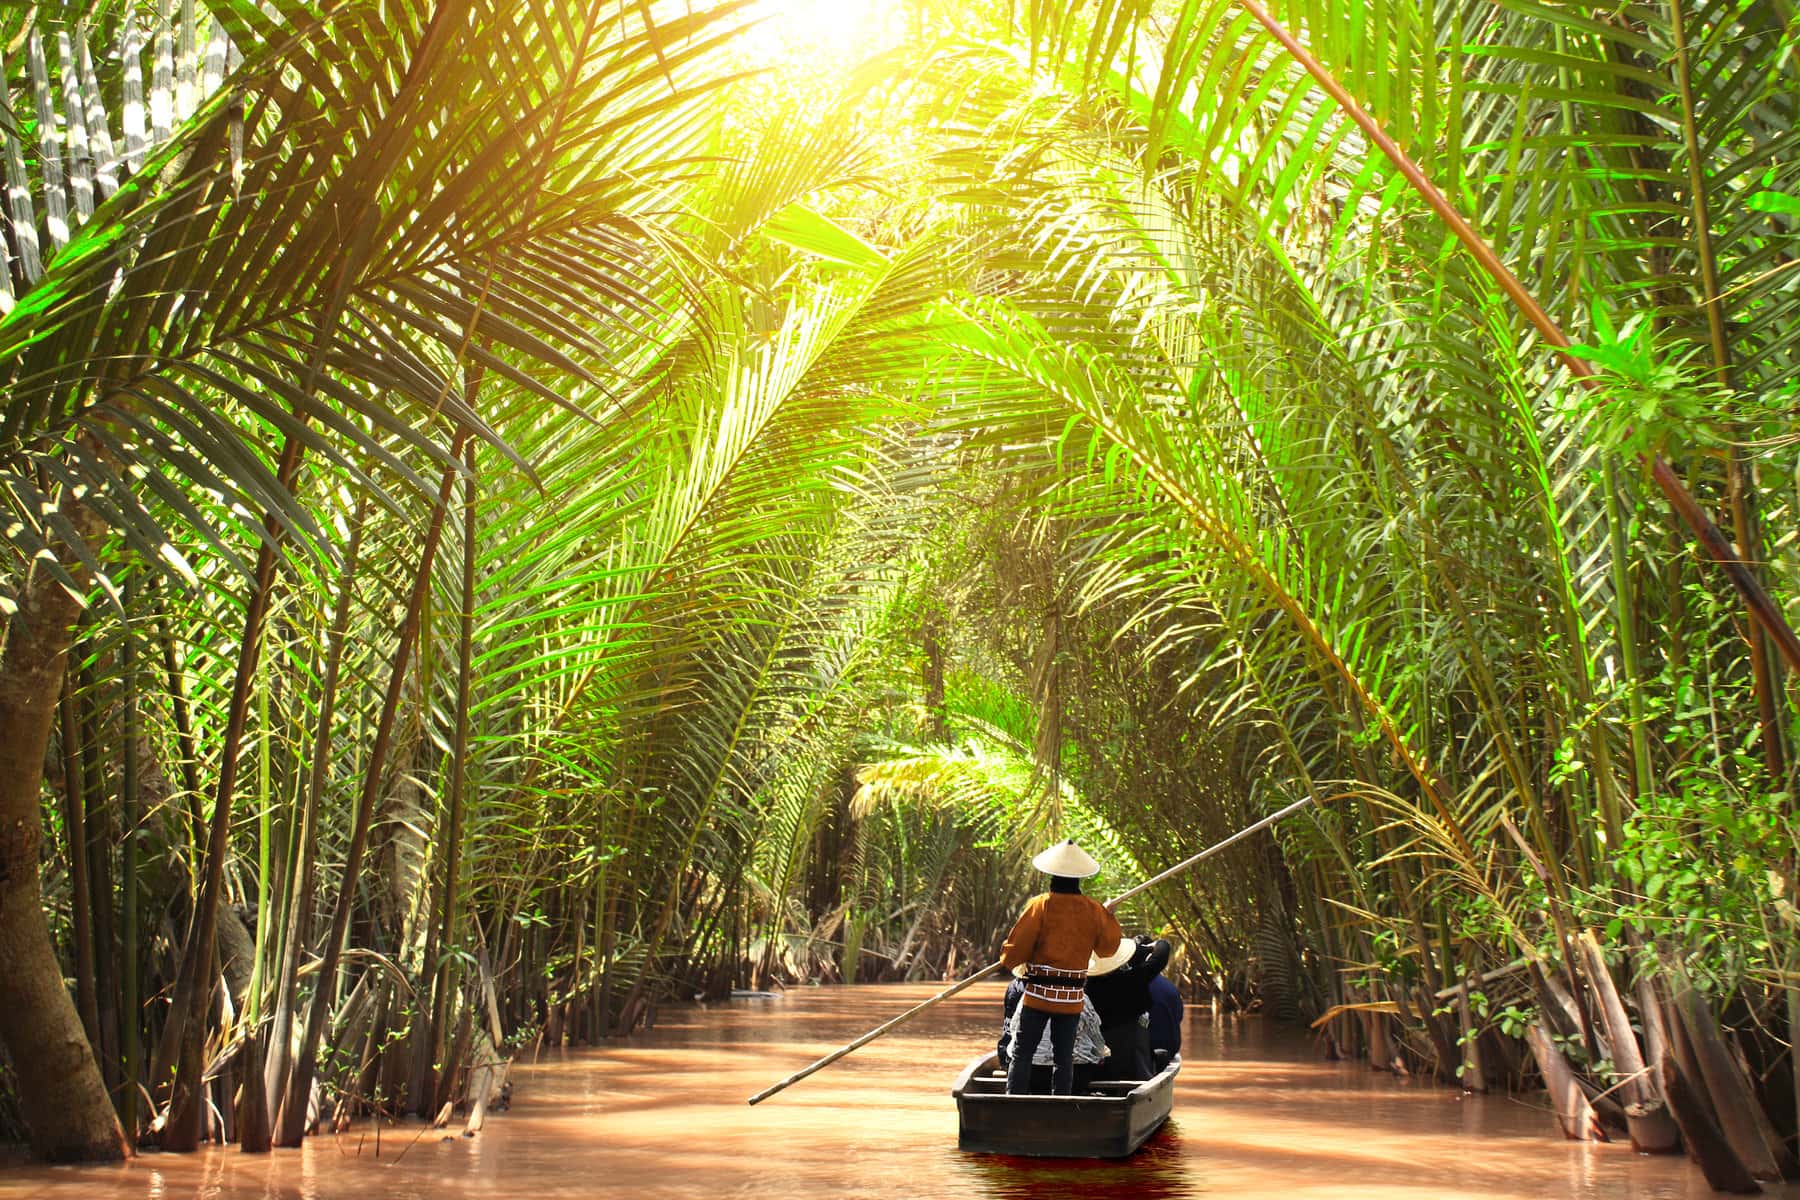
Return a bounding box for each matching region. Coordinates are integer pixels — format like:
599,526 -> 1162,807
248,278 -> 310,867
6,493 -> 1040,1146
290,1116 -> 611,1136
0,0 -> 1796,1186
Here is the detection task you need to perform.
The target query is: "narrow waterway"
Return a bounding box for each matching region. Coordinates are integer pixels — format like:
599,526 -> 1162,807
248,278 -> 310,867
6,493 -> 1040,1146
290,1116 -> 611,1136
6,982 -> 1795,1199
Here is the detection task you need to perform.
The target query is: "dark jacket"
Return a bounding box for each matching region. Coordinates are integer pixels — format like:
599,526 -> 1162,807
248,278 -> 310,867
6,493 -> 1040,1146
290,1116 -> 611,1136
1148,974 -> 1183,1057
1085,937 -> 1171,1027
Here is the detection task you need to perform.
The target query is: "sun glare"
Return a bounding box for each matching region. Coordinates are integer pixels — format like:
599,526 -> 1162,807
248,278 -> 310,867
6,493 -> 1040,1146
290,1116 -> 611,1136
742,0 -> 904,68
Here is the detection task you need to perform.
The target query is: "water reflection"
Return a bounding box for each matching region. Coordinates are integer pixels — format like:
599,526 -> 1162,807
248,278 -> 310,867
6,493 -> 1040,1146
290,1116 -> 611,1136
956,1124 -> 1198,1200
2,983 -> 1795,1200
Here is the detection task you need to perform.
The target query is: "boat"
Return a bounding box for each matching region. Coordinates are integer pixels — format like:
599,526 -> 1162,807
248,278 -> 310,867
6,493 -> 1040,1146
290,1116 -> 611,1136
950,1052 -> 1181,1158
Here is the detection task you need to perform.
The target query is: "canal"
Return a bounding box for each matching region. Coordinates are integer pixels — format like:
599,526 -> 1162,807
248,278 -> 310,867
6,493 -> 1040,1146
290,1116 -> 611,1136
4,982 -> 1794,1199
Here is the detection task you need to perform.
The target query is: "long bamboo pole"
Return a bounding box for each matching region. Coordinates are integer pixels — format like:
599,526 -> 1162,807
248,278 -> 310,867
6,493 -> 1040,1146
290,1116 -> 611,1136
746,796 -> 1316,1104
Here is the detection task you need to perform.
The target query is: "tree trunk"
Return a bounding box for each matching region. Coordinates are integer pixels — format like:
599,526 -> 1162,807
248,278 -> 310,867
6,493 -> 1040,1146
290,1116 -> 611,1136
1578,932 -> 1679,1153
161,521 -> 286,1152
1664,0 -> 1789,783
1671,983 -> 1789,1179
279,430 -> 469,1143
56,679 -> 100,1059
266,494 -> 367,1134
120,580 -> 144,1139
156,609 -> 206,858
0,511 -> 128,1161
1789,984 -> 1800,1182
1364,998 -> 1397,1073
1526,1021 -> 1606,1142
1456,978 -> 1486,1093
235,1027 -> 271,1153
76,672 -> 121,1101
923,610 -> 946,740
1411,984 -> 1460,1083
423,440 -> 479,1114
1662,1059 -> 1761,1194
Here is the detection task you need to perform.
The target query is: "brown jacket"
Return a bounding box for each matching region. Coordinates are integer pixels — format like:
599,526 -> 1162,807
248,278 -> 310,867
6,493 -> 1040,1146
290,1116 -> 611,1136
999,892 -> 1123,1014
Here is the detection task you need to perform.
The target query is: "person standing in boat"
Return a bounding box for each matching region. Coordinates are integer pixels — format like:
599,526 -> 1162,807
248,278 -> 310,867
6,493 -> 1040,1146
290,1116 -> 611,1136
997,840 -> 1123,1096
1000,978 -> 1108,1101
998,979 -> 1110,1092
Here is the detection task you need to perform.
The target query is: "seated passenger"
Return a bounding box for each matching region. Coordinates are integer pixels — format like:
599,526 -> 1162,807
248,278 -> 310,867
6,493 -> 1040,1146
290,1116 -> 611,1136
1147,973 -> 1183,1065
999,977 -> 1109,1093
1085,935 -> 1172,1079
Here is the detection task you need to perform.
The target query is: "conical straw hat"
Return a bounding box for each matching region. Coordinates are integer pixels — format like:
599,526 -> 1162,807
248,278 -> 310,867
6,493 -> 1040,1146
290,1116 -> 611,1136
1089,937 -> 1137,977
1031,839 -> 1100,878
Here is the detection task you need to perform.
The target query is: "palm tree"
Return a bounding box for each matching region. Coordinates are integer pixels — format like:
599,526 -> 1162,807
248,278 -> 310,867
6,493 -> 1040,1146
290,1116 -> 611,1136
0,0 -> 758,1158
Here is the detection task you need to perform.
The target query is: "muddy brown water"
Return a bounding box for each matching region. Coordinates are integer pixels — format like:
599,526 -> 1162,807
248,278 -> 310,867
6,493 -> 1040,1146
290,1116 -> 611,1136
5,982 -> 1797,1199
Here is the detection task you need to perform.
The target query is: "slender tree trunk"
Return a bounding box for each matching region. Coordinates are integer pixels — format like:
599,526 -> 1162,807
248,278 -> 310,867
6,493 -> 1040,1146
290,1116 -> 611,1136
1527,1022 -> 1606,1141
570,891 -> 589,1041
266,494 -> 367,1135
77,671 -> 121,1100
1665,0 -> 1788,782
243,674 -> 277,1034
159,167 -> 378,1143
1456,973 -> 1487,1094
1789,984 -> 1800,1173
237,686 -> 275,1154
57,678 -> 100,1057
121,579 -> 143,1137
923,611 -> 946,740
279,429 -> 470,1142
423,440 -> 479,1113
1661,1058 -> 1762,1194
1578,932 -> 1679,1152
235,1027 -> 271,1153
161,524 -> 285,1151
596,870 -> 616,1039
157,609 -> 206,861
589,867 -> 608,1037
1603,464 -> 1656,800
0,504 -> 128,1161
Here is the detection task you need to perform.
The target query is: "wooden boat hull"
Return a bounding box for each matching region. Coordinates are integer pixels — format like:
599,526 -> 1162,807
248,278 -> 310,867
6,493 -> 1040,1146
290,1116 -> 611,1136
950,1052 -> 1180,1158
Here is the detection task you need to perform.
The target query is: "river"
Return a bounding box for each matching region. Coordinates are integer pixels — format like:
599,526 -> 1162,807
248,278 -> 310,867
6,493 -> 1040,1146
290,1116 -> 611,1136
4,982 -> 1795,1199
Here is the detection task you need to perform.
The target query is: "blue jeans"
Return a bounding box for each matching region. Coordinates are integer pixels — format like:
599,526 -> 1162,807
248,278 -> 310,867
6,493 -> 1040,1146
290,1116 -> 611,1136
1006,1006 -> 1078,1095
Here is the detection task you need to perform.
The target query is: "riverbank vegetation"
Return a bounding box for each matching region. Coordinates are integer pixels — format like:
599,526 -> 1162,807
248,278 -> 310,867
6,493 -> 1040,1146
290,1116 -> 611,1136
1,0 -> 1797,1190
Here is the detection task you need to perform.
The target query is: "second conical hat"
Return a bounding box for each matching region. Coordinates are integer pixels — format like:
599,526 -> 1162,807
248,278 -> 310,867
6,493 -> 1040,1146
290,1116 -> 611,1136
1031,839 -> 1100,879
1089,937 -> 1137,977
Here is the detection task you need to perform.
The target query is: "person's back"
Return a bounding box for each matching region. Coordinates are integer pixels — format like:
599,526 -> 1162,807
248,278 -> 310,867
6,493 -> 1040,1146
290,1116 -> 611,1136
1004,891 -> 1119,1001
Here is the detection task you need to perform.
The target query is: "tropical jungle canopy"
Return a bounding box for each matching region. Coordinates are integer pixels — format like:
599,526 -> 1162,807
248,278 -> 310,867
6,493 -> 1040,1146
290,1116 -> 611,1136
0,0 -> 1796,1184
